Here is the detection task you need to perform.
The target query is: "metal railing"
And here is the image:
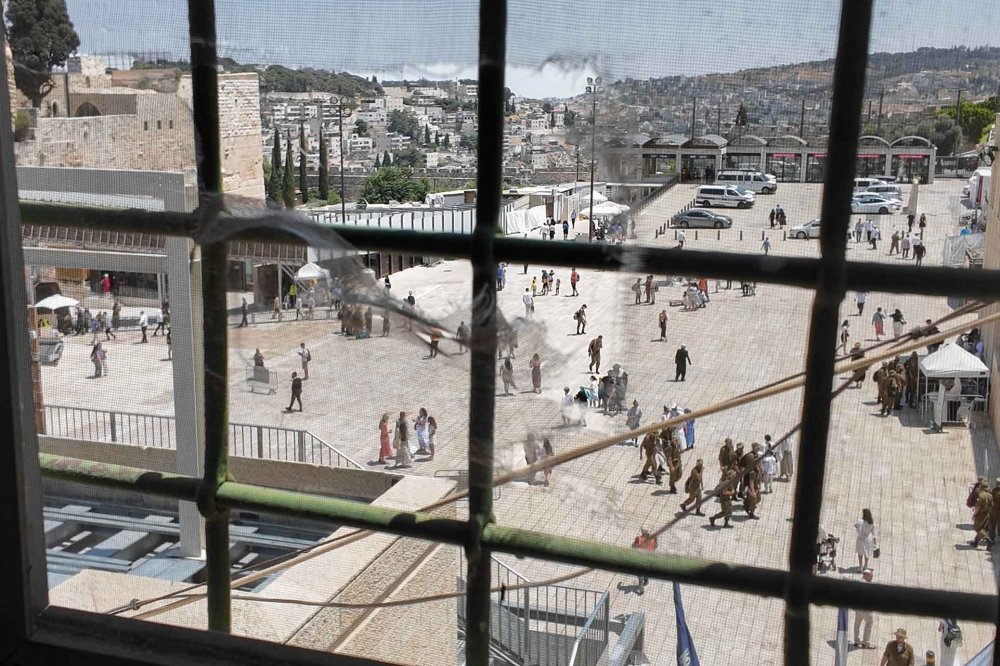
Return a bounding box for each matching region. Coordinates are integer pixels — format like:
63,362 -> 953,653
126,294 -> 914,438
457,551 -> 611,666
43,405 -> 361,470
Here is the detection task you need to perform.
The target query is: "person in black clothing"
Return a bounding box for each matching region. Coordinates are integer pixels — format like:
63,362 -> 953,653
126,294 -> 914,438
286,372 -> 303,412
675,345 -> 692,381
924,319 -> 942,353
239,298 -> 249,328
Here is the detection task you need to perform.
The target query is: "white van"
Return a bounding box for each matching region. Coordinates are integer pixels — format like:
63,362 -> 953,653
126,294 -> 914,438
695,185 -> 756,209
853,177 -> 886,192
864,183 -> 903,198
715,170 -> 778,194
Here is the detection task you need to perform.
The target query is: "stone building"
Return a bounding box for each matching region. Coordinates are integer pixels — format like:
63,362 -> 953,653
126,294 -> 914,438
12,58 -> 264,201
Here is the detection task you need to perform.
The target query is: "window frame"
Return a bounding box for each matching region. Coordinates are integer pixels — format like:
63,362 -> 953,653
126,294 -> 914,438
1,1 -> 998,665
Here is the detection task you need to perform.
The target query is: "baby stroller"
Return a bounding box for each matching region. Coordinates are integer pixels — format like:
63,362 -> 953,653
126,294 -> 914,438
816,532 -> 839,573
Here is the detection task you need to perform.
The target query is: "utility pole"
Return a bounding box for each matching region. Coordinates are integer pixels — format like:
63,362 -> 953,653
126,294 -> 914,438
574,145 -> 580,184
337,86 -> 346,220
867,99 -> 872,124
717,106 -> 721,135
875,88 -> 884,136
799,99 -> 806,138
956,88 -> 963,127
690,97 -> 698,140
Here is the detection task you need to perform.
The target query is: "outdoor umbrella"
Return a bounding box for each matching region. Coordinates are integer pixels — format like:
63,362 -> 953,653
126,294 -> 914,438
35,294 -> 79,311
581,201 -> 630,218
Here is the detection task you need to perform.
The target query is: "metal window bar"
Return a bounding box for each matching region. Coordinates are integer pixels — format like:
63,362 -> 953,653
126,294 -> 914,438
1,1 -> 999,666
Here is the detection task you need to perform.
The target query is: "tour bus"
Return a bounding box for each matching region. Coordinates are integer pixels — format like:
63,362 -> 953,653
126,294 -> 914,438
714,170 -> 778,194
695,185 -> 757,209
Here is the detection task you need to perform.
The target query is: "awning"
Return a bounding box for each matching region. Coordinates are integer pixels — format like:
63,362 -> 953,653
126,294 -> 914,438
919,343 -> 988,378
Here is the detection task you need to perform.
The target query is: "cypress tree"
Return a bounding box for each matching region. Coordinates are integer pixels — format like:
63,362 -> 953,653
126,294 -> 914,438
383,150 -> 391,166
434,131 -> 440,147
424,124 -> 431,145
318,128 -> 329,201
374,153 -> 382,169
268,127 -> 282,202
298,123 -> 309,203
443,134 -> 450,149
282,132 -> 295,208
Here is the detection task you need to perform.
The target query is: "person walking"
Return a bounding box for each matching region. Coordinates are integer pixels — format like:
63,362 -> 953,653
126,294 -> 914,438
138,310 -> 149,343
658,309 -> 668,341
854,218 -> 863,243
889,230 -> 900,255
901,232 -> 911,258
709,467 -> 736,528
541,438 -> 554,486
853,568 -> 876,649
239,297 -> 249,327
414,408 -> 430,455
297,342 -> 311,380
840,319 -> 850,355
428,327 -> 442,357
872,307 -> 886,340
103,311 -> 116,341
682,409 -> 695,450
562,220 -> 569,240
382,308 -> 391,337
499,357 -> 517,396
625,400 -> 642,445
679,459 -> 705,514
456,321 -> 470,353
890,308 -> 906,339
530,276 -> 538,297
90,342 -> 104,378
879,628 -> 915,666
377,413 -> 393,465
522,434 -> 540,482
768,208 -> 776,228
426,416 -> 437,460
938,619 -> 962,666
776,434 -> 794,480
761,237 -> 771,255
588,335 -> 603,373
286,372 -> 303,412
631,277 -> 642,305
677,229 -> 686,249
760,448 -> 776,492
392,411 -> 411,468
522,288 -> 534,318
529,353 -> 542,393
674,344 -> 692,381
855,508 -> 878,571
112,300 -> 122,332
630,526 -> 658,593
639,433 -> 663,485
152,308 -> 166,336
855,291 -> 867,316
570,268 -> 579,296
272,295 -> 283,321
166,328 -> 172,359
644,274 -> 655,304
913,240 -> 926,266
918,213 -> 927,239
364,307 -> 373,336
561,387 -> 575,426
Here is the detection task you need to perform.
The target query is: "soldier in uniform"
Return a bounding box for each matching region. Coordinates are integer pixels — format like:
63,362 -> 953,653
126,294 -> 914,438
718,438 -> 734,470
665,430 -> 684,494
639,433 -> 663,485
709,467 -> 737,528
990,478 -> 1000,544
737,444 -> 757,499
892,362 -> 907,410
904,352 -> 920,408
872,362 -> 887,405
971,482 -> 994,548
743,445 -> 762,519
880,369 -> 897,416
679,459 -> 705,514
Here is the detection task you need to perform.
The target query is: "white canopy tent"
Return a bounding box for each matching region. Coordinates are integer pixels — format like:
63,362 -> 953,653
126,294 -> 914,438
35,294 -> 79,311
295,262 -> 330,282
919,343 -> 988,378
580,201 -> 630,219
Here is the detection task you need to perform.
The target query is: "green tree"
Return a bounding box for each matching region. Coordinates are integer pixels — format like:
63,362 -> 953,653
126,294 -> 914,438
563,110 -> 577,127
734,103 -> 749,134
298,124 -> 309,203
282,132 -> 296,208
940,101 -> 995,145
916,114 -> 963,155
459,133 -> 478,151
442,134 -> 451,149
424,124 -> 431,145
7,0 -> 81,107
268,127 -> 282,203
374,153 -> 382,169
541,101 -> 553,112
434,131 -> 440,147
387,109 -> 420,139
262,159 -> 273,200
317,128 -> 329,201
394,147 -> 426,168
354,119 -> 369,136
359,166 -> 430,204
383,149 -> 391,166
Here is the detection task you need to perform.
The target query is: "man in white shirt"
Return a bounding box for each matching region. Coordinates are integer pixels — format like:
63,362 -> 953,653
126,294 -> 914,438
297,342 -> 311,380
139,310 -> 149,343
625,400 -> 642,445
522,288 -> 534,318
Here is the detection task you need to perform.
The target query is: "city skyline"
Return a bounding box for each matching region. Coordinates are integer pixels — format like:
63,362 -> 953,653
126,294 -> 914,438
67,0 -> 1000,98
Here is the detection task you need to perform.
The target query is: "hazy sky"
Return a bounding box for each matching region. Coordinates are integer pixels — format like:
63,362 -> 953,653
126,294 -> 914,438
66,0 -> 1000,98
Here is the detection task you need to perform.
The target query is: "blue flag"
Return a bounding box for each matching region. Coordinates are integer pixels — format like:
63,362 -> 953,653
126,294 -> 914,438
673,582 -> 701,666
834,608 -> 848,666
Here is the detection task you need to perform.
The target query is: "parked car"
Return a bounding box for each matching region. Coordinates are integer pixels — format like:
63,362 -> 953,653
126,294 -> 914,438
695,185 -> 756,209
851,194 -> 901,214
715,170 -> 778,194
671,209 -> 733,228
853,177 -> 887,192
789,218 -> 822,239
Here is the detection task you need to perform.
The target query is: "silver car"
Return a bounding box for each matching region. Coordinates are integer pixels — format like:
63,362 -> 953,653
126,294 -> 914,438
671,209 -> 733,229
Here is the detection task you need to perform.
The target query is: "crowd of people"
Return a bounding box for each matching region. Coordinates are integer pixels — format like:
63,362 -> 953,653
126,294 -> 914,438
377,408 -> 439,467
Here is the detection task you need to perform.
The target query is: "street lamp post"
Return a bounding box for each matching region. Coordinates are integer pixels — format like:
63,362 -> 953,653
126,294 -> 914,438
335,87 -> 347,221
586,77 -> 603,243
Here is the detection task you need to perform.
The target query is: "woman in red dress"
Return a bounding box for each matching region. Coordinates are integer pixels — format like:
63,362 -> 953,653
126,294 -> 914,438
378,413 -> 392,464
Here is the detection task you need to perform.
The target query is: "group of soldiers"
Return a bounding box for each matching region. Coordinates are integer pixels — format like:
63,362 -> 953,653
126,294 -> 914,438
967,477 -> 1000,549
871,352 -> 920,416
711,439 -> 767,527
339,303 -> 379,338
637,432 -> 771,529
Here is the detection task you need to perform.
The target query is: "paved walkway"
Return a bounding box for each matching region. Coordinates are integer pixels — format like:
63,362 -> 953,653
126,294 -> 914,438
40,179 -> 999,664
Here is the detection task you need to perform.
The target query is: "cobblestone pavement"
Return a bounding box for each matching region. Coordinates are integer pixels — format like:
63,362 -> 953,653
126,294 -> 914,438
41,179 -> 999,664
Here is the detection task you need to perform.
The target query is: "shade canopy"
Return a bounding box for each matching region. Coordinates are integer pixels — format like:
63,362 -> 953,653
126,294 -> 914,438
581,201 -> 630,218
919,343 -> 988,378
35,294 -> 79,311
295,262 -> 329,281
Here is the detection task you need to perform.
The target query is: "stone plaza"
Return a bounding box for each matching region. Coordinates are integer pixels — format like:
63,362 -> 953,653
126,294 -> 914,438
40,179 -> 997,664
